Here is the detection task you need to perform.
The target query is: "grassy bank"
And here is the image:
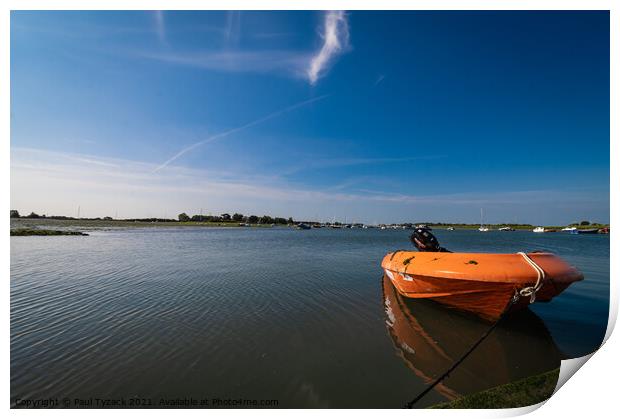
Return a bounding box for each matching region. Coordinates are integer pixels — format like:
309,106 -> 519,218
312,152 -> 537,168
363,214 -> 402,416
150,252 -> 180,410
430,368 -> 559,409
10,218 -> 276,231
11,228 -> 89,236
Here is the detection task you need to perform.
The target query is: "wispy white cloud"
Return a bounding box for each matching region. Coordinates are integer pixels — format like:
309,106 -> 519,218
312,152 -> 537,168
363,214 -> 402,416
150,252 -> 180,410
307,11 -> 350,85
10,147 -> 608,224
11,148 -> 398,219
224,11 -> 242,44
153,95 -> 329,172
139,49 -> 310,76
153,11 -> 166,45
374,74 -> 385,86
281,155 -> 446,176
137,11 -> 350,85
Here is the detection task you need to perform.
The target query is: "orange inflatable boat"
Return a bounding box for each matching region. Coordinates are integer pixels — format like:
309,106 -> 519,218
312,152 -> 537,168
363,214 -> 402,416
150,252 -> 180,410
381,251 -> 583,320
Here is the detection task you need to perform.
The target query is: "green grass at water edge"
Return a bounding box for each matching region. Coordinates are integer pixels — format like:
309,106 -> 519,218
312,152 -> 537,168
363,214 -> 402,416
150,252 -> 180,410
430,368 -> 559,409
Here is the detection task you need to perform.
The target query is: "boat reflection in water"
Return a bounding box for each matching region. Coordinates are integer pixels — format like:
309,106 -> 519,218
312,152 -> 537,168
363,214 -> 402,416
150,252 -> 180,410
382,275 -> 562,403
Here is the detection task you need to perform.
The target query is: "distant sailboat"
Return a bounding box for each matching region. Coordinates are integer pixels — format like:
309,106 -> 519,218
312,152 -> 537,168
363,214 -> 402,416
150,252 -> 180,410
478,209 -> 489,232
330,216 -> 342,228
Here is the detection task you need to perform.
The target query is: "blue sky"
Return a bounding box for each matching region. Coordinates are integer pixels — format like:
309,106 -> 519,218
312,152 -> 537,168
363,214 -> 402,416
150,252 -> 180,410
10,11 -> 609,224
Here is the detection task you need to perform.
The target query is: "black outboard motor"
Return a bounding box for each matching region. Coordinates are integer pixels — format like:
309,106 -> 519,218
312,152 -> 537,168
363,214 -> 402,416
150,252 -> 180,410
410,228 -> 450,252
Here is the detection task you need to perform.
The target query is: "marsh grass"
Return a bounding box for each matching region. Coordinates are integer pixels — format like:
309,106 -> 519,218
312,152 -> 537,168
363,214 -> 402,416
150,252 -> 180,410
430,368 -> 559,409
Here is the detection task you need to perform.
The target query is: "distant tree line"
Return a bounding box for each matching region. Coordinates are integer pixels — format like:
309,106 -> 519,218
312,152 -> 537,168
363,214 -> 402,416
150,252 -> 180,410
11,210 -> 74,219
9,210 -> 63,219
565,221 -> 607,227
10,210 -> 606,227
178,212 -> 293,224
10,209 -> 295,224
10,210 -> 176,223
121,218 -> 176,222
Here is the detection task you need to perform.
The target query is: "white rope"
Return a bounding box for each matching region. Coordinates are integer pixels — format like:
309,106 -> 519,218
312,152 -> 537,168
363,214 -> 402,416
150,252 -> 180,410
517,252 -> 546,303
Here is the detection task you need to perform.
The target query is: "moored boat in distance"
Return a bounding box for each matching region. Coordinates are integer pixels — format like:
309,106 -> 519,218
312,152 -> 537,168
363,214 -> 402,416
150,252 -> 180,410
296,223 -> 311,230
562,227 -> 577,232
498,226 -> 515,231
478,208 -> 489,231
381,250 -> 583,320
446,226 -> 455,231
534,226 -> 558,233
574,228 -> 600,234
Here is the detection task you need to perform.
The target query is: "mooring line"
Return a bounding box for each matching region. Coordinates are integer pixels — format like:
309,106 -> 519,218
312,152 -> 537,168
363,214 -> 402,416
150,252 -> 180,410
402,293 -> 520,408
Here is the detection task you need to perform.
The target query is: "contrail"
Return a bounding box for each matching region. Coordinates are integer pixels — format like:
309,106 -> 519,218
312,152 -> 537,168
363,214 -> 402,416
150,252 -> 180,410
152,95 -> 329,173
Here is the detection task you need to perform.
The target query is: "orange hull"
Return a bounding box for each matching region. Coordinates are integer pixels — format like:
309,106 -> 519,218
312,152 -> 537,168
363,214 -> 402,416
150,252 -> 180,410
381,251 -> 583,320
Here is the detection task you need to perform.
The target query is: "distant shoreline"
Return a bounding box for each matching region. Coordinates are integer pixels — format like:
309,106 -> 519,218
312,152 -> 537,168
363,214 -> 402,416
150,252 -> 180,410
10,218 -> 273,231
10,217 -> 609,232
9,210 -> 609,231
10,228 -> 89,236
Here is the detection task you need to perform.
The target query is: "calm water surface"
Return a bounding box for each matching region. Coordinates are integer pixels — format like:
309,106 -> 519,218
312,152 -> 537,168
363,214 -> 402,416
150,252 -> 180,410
11,228 -> 609,407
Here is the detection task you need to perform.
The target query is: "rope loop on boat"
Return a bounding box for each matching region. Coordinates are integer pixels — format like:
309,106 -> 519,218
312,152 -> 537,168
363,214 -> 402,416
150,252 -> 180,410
516,252 -> 546,303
